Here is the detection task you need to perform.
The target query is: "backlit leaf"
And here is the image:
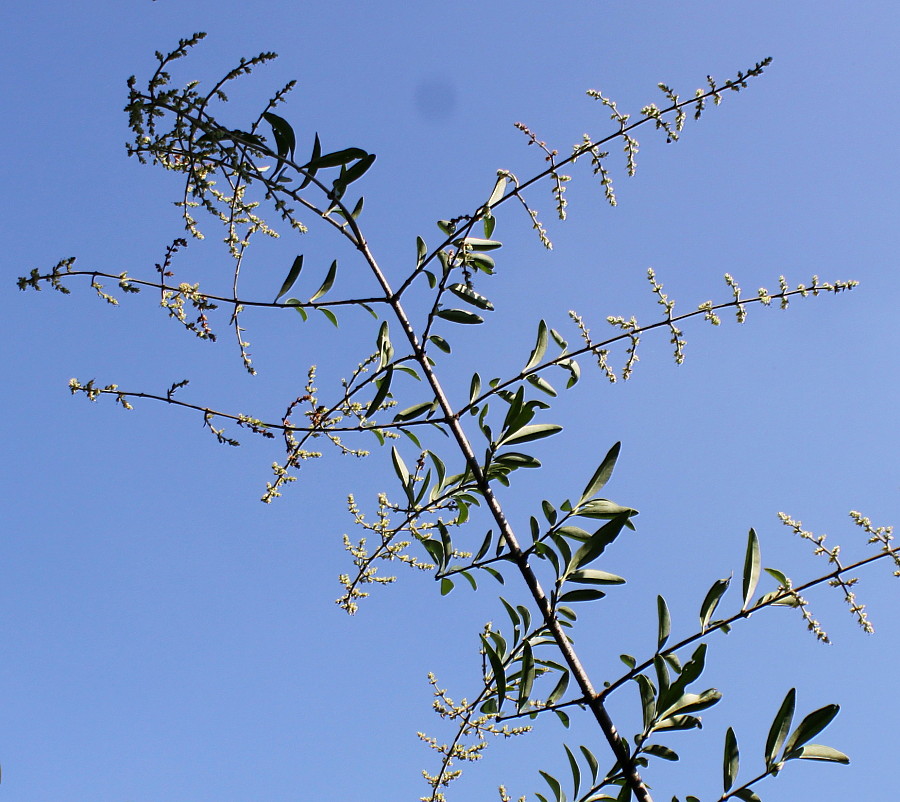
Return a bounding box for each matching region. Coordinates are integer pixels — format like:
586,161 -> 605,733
742,528 -> 761,610
275,254 -> 303,301
309,260 -> 338,301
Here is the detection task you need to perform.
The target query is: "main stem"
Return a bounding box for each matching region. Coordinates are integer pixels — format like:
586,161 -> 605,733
353,233 -> 653,802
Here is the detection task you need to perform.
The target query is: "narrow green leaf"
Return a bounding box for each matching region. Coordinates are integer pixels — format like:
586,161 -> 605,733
742,528 -> 761,610
499,423 -> 562,447
309,260 -> 338,302
376,321 -> 393,368
275,254 -> 303,301
284,298 -> 308,321
306,146 -> 368,169
341,152 -> 376,184
449,283 -> 494,310
578,442 -> 621,505
523,320 -> 549,373
723,727 -> 739,792
580,745 -> 600,783
539,770 -> 565,802
788,744 -> 849,764
436,308 -> 483,325
318,307 -> 338,327
660,689 -> 722,718
487,174 -> 508,207
765,688 -> 795,767
390,446 -> 410,487
474,529 -> 493,562
469,373 -> 482,405
365,366 -> 393,418
416,236 -> 427,267
298,132 -> 321,188
566,569 -> 626,585
635,674 -> 657,731
575,499 -> 637,519
657,595 -> 671,649
429,335 -> 451,353
558,588 -> 606,603
699,576 -> 731,632
783,704 -> 840,756
483,213 -> 495,238
263,111 -> 296,159
526,374 -> 558,396
564,745 -> 581,797
350,196 -> 364,219
564,515 -> 629,578
423,539 -> 444,567
517,641 -> 535,711
393,401 -> 434,422
482,636 -> 507,709
547,670 -> 570,706
733,790 -> 762,802
456,236 -> 502,251
644,744 -> 679,762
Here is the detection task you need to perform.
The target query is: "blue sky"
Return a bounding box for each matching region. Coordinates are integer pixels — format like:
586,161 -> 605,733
3,1 -> 898,800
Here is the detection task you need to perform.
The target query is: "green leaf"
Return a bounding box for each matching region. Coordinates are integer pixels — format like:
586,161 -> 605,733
499,423 -> 562,447
526,374 -> 558,396
644,744 -> 679,761
341,152 -> 376,184
547,670 -> 570,705
742,528 -> 761,610
456,236 -> 503,251
564,515 -> 630,578
275,254 -> 303,301
619,654 -> 636,669
429,334 -> 451,353
558,588 -> 606,603
365,366 -> 393,418
440,577 -> 454,595
376,321 -> 393,368
660,689 -> 722,718
318,307 -> 339,327
469,373 -> 482,404
309,260 -> 338,302
306,146 -> 368,169
416,236 -> 427,267
299,133 -> 321,188
263,111 -> 296,160
635,674 -> 657,731
423,538 -> 444,567
482,636 -> 507,710
483,213 -> 495,238
393,401 -> 434,422
699,576 -> 731,632
765,688 -> 795,768
449,283 -> 493,310
733,790 -> 762,802
788,744 -> 849,764
578,442 -> 621,505
284,298 -> 308,321
657,595 -> 671,649
580,745 -> 600,783
473,529 -> 493,561
783,704 -> 840,756
523,320 -> 549,373
539,770 -> 565,802
723,727 -> 739,792
487,174 -> 508,207
436,308 -> 484,325
391,445 -> 410,487
575,499 -> 637,519
517,641 -> 535,711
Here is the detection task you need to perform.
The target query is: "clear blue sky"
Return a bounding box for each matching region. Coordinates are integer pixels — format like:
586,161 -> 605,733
3,2 -> 898,800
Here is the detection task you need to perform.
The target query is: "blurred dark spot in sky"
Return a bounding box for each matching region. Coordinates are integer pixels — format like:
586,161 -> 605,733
413,78 -> 458,122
